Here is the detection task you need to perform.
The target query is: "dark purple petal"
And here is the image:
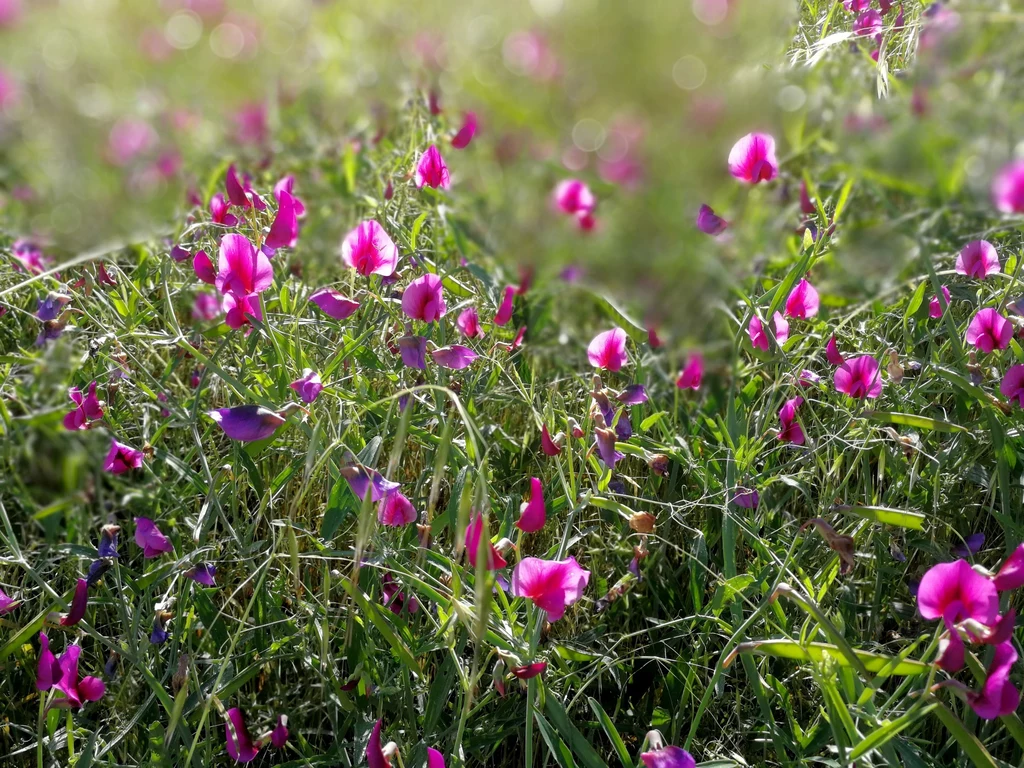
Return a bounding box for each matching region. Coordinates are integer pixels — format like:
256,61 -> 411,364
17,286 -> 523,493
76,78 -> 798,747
185,563 -> 217,586
59,579 -> 89,626
208,406 -> 286,442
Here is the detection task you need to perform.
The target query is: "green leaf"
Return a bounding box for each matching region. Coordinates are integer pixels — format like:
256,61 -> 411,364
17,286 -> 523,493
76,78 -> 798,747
727,639 -> 930,676
864,411 -> 966,433
640,411 -> 668,432
931,703 -> 999,768
544,696 -> 608,768
341,579 -> 420,672
832,504 -> 925,530
904,281 -> 928,320
534,711 -> 578,768
849,703 -> 937,760
588,697 -> 633,768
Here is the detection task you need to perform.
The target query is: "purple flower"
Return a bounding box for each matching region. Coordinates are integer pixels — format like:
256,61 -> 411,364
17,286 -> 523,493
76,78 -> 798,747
310,288 -> 360,320
431,345 -> 478,370
193,291 -> 221,321
595,426 -> 623,469
696,204 -> 728,235
37,292 -> 71,323
64,381 -> 104,430
86,559 -> 110,587
51,643 -> 106,709
953,533 -> 985,558
135,517 -> 173,558
150,613 -> 170,645
616,384 -> 648,405
104,439 -> 144,474
208,405 -> 287,442
398,335 -> 429,370
225,707 -> 260,763
271,715 -> 289,748
59,579 -> 89,627
185,563 -> 217,586
290,369 -> 324,404
0,586 -> 20,615
341,459 -> 400,503
732,487 -> 759,508
37,632 -> 62,691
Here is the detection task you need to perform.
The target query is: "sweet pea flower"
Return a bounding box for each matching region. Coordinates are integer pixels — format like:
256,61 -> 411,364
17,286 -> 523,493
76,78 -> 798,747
588,328 -> 629,372
510,662 -> 547,680
378,491 -> 417,527
432,345 -> 478,369
457,307 -> 484,338
993,544 -> 1024,591
37,633 -> 62,691
341,220 -> 399,277
540,424 -> 562,456
732,487 -> 759,508
451,112 -> 478,149
465,512 -> 507,570
274,175 -> 306,217
785,279 -> 820,319
381,572 -> 419,615
929,285 -> 951,318
553,179 -> 595,216
51,644 -> 106,709
966,309 -> 1012,353
641,743 -> 696,768
799,180 -> 817,214
264,189 -> 300,254
58,579 -> 89,627
194,250 -> 216,284
151,612 -> 171,645
309,288 -> 360,320
64,381 -> 104,430
967,641 -> 1021,720
290,369 -> 323,403
617,384 -> 648,405
402,274 -> 447,322
993,160 -> 1024,214
98,523 -> 120,559
341,459 -> 400,503
415,144 -> 451,189
0,0 -> 21,27
185,563 -> 217,586
207,405 -> 288,442
676,354 -> 703,390
956,241 -> 1000,279
216,234 -> 272,296
1000,364 -> 1024,407
226,708 -> 260,763
271,715 -> 289,748
953,533 -> 986,558
595,423 -> 623,469
843,0 -> 871,10
85,560 -> 110,587
225,165 -> 251,209
222,292 -> 263,331
107,118 -> 156,166
510,556 -> 590,621
728,133 -> 778,184
834,355 -> 883,398
825,335 -> 845,366
696,204 -> 728,236
0,586 -> 20,615
193,292 -> 221,321
918,559 -> 999,671
494,285 -> 515,326
104,439 -> 143,474
398,335 -> 429,370
853,9 -> 882,41
210,193 -> 239,226
515,477 -> 546,533
748,312 -> 789,351
778,396 -> 805,445
366,720 -> 398,768
135,517 -> 173,558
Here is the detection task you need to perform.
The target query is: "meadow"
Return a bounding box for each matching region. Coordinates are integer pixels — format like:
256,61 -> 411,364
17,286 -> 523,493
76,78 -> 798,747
2,1 -> 1024,766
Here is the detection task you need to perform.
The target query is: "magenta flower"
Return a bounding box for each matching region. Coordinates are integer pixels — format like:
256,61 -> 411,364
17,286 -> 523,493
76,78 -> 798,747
966,308 -> 1012,353
834,355 -> 883,399
696,204 -> 728,236
465,512 -> 507,570
210,193 -> 239,226
222,292 -> 263,331
929,285 -> 951,318
541,424 -> 562,456
171,245 -> 191,263
826,334 -> 845,366
728,133 -> 778,184
0,586 -> 20,615
225,707 -> 260,763
641,744 -> 696,768
588,328 -> 629,372
785,279 -> 820,319
748,312 -> 789,351
843,0 -> 871,10
778,396 -> 805,445
135,517 -> 173,558
290,369 -> 324,404
193,292 -> 221,321
310,288 -> 360,320
516,477 -> 546,533
378,491 -> 418,527
104,439 -> 143,474
451,112 -> 478,149
918,559 -> 999,671
274,176 -> 306,216
732,487 -> 759,508
402,274 -> 447,322
59,579 -> 89,627
341,459 -> 400,503
956,240 -> 1000,279
366,720 -> 392,768
225,165 -> 251,209
194,250 -> 216,285
185,563 -> 217,586
11,239 -> 50,274
398,335 -> 429,370
511,556 -> 590,621
381,572 -> 420,615
432,345 -> 478,369
494,285 -> 515,326
216,234 -> 273,296
967,641 -> 1021,720
37,632 -> 63,691
415,144 -> 451,189
1000,365 -> 1024,407
208,406 -> 287,442
51,644 -> 106,709
853,9 -> 883,41
676,354 -> 704,390
264,189 -> 300,254
341,220 -> 399,277
510,662 -> 547,680
994,544 -> 1024,591
457,307 -> 485,338
271,715 -> 289,748
0,0 -> 22,27
800,180 -> 817,215
64,381 -> 104,430
107,118 -> 156,166
993,160 -> 1024,214
553,179 -> 596,216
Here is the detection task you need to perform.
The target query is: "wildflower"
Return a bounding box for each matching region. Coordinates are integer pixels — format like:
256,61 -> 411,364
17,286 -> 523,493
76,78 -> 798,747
274,175 -> 306,216
595,423 -> 624,469
510,557 -> 590,621
107,118 -> 156,166
340,458 -> 400,502
309,288 -> 360,320
588,328 -> 629,372
431,345 -> 478,369
366,719 -> 399,768
676,354 -> 703,390
457,307 -> 484,338
748,312 -> 789,351
290,369 -> 323,404
451,112 -> 478,149
271,715 -> 289,748
955,240 -> 1000,279
799,180 -> 817,214
728,133 -> 778,184
696,204 -> 728,236
341,220 -> 399,277
853,9 -> 882,41
50,644 -> 106,709
209,193 -> 239,226
185,564 -> 217,586
264,189 -> 300,254
207,405 -> 289,442
966,309 -> 1012,353
784,279 -> 820,319
615,385 -> 646,406
222,292 -> 263,331
11,239 -> 50,274
104,439 -> 143,474
86,560 -> 110,587
778,397 -> 805,444
37,633 -> 62,691
398,335 -> 429,370
510,662 -> 547,680
64,381 -> 104,430
193,292 -> 221,321
234,102 -> 267,145
993,544 -> 1024,591
641,739 -> 695,768
0,586 -> 20,615
465,512 -> 507,570
378,491 -> 418,527
648,453 -> 670,477
151,611 -> 171,645
225,165 -> 252,209
732,487 -> 759,508
553,179 -> 596,216
992,160 -> 1024,214
516,478 -> 546,533
402,274 -> 447,322
494,286 -> 515,326
826,334 -> 845,365
98,523 -> 120,558
216,234 -> 273,296
193,250 -> 216,284
966,641 -> 1021,720
541,424 -> 563,456
918,559 -> 999,671
929,285 -> 951,318
629,512 -> 656,534
225,707 -> 260,763
834,355 -> 883,398
1000,365 -> 1024,407
381,573 -> 419,615
135,517 -> 173,558
58,579 -> 89,627
415,144 -> 451,189
96,262 -> 117,286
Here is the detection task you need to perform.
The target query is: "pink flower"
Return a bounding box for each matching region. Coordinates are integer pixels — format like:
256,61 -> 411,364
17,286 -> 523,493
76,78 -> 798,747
222,292 -> 263,331
784,279 -> 820,319
194,250 -> 216,285
826,335 -> 845,366
510,661 -> 547,680
37,633 -> 63,691
225,707 -> 260,763
617,384 -> 648,405
271,715 -> 289,748
310,288 -> 360,320
929,285 -> 951,318
465,512 -> 507,570
728,133 -> 778,184
515,477 -> 546,533
993,544 -> 1024,591
457,307 -> 484,338
50,644 -> 105,709
135,517 -> 173,558
216,234 -> 273,296
104,439 -> 143,474
676,354 -> 704,390
415,144 -> 451,189
510,556 -> 590,621
427,748 -> 446,768
432,345 -> 478,369
918,559 -> 999,671
834,355 -> 882,398
64,381 -> 104,430
366,720 -> 391,768
402,274 -> 447,322
0,0 -> 22,27
696,204 -> 728,236
341,220 -> 399,277
209,193 -> 239,226
381,572 -> 420,615
264,189 -> 300,254
378,491 -> 418,527
955,240 -> 1001,279
0,586 -> 20,615
274,176 -> 306,217
968,641 -> 1020,720
553,179 -> 596,216
778,396 -> 805,445
290,369 -> 323,403
225,164 -> 251,209
193,292 -> 221,321
1000,365 -> 1024,408
208,405 -> 287,442
341,460 -> 399,502
748,312 -> 789,351
843,0 -> 871,10
992,160 -> 1024,214
541,424 -> 562,456
107,118 -> 156,166
641,744 -> 696,768
853,9 -> 883,41
451,112 -> 478,149
966,308 -> 1012,353
800,180 -> 817,215
587,328 -> 629,372
233,102 -> 268,145
171,245 -> 191,263
494,285 -> 515,326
